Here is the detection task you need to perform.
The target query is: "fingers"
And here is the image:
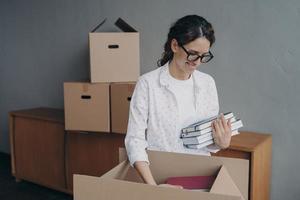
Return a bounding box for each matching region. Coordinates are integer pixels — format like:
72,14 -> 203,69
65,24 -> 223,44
212,120 -> 221,137
212,113 -> 234,149
221,113 -> 227,127
216,116 -> 225,135
220,113 -> 231,136
212,113 -> 231,138
175,185 -> 183,189
159,184 -> 183,189
227,118 -> 232,131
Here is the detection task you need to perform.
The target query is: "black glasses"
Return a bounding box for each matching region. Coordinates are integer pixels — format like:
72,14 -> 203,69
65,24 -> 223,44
181,45 -> 214,63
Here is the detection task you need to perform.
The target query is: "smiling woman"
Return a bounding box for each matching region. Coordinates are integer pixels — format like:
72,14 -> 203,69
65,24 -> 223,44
125,15 -> 233,187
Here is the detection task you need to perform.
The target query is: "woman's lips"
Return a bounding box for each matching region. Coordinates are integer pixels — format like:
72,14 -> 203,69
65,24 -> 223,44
186,62 -> 197,69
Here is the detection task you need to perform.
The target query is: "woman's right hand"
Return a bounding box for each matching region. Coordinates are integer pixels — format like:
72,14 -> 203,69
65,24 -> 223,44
158,184 -> 183,189
212,113 -> 232,149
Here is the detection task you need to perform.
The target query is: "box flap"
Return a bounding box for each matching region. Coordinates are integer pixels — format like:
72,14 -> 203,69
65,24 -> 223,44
91,18 -> 107,33
148,150 -> 248,200
114,18 -> 137,32
210,166 -> 245,200
99,160 -> 129,179
91,17 -> 137,33
74,174 -> 242,200
119,147 -> 127,163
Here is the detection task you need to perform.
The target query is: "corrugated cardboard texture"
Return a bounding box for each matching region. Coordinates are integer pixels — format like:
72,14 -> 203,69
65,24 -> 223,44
74,150 -> 248,200
110,82 -> 136,134
64,82 -> 110,132
147,150 -> 249,200
211,166 -> 245,200
74,174 -> 242,200
89,33 -> 140,83
118,148 -> 248,200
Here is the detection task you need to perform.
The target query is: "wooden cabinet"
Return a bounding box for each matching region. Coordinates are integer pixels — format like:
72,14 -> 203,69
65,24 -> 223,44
9,107 -> 68,193
9,107 -> 271,200
65,131 -> 125,191
9,107 -> 125,194
212,131 -> 272,200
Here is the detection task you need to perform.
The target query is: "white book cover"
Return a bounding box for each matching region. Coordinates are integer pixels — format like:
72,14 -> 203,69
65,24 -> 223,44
185,140 -> 214,149
181,112 -> 234,134
181,117 -> 237,138
182,134 -> 213,145
185,130 -> 240,149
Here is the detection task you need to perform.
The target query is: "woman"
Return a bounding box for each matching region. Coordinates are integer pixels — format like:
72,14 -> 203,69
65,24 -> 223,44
125,15 -> 232,188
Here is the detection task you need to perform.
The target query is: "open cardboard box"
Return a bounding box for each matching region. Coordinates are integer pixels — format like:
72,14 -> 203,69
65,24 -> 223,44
74,150 -> 249,200
89,18 -> 140,83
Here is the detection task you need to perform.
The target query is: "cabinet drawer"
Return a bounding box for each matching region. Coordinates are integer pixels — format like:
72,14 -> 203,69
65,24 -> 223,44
212,149 -> 251,160
65,131 -> 125,191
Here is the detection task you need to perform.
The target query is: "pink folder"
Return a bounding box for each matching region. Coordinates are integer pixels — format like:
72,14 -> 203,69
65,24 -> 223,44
165,175 -> 216,190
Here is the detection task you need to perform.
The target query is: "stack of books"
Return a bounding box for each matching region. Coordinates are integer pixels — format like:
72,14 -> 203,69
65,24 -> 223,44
181,112 -> 243,149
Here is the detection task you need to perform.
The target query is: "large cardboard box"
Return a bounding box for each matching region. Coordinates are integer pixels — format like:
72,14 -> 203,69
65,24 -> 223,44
74,150 -> 249,200
110,82 -> 136,134
89,18 -> 140,83
64,82 -> 110,132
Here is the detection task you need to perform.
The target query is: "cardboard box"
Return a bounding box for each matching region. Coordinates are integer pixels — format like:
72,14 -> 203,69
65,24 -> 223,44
74,150 -> 249,200
64,82 -> 110,132
89,18 -> 140,83
110,82 -> 136,134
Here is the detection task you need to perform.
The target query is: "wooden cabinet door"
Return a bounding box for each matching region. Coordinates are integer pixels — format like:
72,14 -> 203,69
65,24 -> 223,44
13,116 -> 66,189
65,131 -> 125,191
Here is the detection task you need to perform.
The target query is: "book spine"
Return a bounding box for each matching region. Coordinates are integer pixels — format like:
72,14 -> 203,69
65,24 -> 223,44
181,113 -> 234,134
182,134 -> 213,145
184,130 -> 240,148
185,140 -> 214,149
181,117 -> 237,138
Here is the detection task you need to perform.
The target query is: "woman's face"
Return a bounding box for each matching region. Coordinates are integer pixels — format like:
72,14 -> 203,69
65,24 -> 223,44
171,37 -> 211,74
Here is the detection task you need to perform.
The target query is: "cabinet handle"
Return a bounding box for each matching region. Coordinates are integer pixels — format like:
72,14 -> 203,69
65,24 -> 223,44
79,131 -> 90,135
108,44 -> 119,49
81,95 -> 91,99
127,97 -> 132,101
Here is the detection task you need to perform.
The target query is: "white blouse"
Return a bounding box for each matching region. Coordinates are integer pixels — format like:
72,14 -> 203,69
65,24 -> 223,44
125,63 -> 220,166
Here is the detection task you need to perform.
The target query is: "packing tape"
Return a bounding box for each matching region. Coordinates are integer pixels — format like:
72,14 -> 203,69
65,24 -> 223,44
82,84 -> 89,93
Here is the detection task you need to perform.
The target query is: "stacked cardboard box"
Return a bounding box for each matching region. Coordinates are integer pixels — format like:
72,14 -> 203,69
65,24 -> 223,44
64,18 -> 139,134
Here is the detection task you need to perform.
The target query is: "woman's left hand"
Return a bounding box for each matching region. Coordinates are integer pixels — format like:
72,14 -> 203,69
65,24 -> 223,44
211,113 -> 232,149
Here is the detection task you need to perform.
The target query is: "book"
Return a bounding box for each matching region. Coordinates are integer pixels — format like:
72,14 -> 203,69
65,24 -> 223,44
182,133 -> 213,145
184,139 -> 214,149
181,117 -> 237,138
165,175 -> 216,190
182,120 -> 243,145
181,112 -> 234,134
185,130 -> 239,149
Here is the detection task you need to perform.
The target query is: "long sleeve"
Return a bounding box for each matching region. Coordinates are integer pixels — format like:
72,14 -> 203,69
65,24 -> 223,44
125,77 -> 150,166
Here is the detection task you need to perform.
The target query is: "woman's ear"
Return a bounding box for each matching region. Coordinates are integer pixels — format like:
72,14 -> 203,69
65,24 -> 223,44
170,38 -> 179,53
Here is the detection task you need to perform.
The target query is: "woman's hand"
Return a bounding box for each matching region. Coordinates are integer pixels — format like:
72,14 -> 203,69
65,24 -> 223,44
212,113 -> 232,149
158,184 -> 183,189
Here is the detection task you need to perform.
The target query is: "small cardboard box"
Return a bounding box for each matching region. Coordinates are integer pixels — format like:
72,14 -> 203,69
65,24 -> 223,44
74,150 -> 249,200
89,18 -> 140,83
110,82 -> 136,134
64,82 -> 110,132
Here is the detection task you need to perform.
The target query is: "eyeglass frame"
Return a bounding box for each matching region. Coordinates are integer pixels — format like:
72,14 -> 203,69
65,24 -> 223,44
180,45 -> 214,63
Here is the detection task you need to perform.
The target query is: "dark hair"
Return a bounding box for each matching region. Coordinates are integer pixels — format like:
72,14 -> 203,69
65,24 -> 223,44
157,15 -> 215,67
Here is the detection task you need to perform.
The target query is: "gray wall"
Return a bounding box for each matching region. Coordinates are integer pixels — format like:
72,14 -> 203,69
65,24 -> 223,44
0,0 -> 102,150
1,0 -> 300,199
